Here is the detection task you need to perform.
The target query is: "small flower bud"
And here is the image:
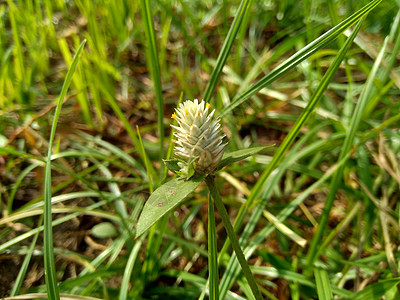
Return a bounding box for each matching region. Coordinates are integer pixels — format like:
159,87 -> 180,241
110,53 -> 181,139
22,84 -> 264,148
171,99 -> 227,175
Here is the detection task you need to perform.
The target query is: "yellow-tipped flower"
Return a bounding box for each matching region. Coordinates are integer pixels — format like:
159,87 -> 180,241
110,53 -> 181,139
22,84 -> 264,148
171,99 -> 227,175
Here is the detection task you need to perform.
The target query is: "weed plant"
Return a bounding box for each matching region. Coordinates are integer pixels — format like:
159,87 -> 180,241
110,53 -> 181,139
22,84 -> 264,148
1,0 -> 400,299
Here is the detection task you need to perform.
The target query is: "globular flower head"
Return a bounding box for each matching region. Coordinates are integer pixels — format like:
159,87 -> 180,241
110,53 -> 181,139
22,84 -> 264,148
171,99 -> 227,175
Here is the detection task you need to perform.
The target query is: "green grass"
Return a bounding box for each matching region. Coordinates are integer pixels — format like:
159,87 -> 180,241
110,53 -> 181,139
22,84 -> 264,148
43,39 -> 86,300
1,0 -> 400,299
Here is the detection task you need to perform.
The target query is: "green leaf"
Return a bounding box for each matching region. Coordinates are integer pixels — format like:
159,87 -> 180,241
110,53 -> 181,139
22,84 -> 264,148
91,222 -> 119,238
163,159 -> 181,175
119,241 -> 142,300
139,0 -> 164,167
203,0 -> 253,103
207,195 -> 219,299
352,279 -> 400,300
136,176 -> 205,237
217,146 -> 272,170
186,156 -> 197,179
163,156 -> 197,179
43,39 -> 86,300
314,268 -> 333,300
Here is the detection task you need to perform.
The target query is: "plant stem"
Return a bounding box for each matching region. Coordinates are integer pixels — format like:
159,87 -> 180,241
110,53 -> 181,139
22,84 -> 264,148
206,175 -> 263,300
208,194 -> 219,300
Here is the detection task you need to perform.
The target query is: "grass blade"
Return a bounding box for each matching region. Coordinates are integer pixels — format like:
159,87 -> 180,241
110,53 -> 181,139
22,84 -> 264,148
203,0 -> 253,103
137,126 -> 154,193
8,163 -> 41,214
10,217 -> 43,296
139,0 -> 164,171
363,8 -> 400,117
208,195 -> 219,300
353,279 -> 400,300
58,38 -> 93,127
119,240 -> 142,300
43,39 -> 86,300
218,0 -> 382,117
314,268 -> 333,300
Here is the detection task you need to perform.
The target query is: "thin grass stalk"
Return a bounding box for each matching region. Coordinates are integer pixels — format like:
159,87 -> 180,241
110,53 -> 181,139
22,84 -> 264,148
8,163 -> 40,214
314,268 -> 333,300
235,0 -> 256,74
208,195 -> 219,300
328,0 -> 345,46
379,190 -> 400,294
205,175 -> 263,300
7,0 -> 25,86
85,68 -> 104,130
139,0 -> 164,173
43,40 -> 86,300
305,29 -> 389,271
364,8 -> 400,117
320,202 -> 362,251
203,0 -> 252,103
137,126 -> 154,193
363,113 -> 400,142
10,216 -> 43,296
58,38 -> 93,127
42,0 -> 56,39
119,240 -> 142,300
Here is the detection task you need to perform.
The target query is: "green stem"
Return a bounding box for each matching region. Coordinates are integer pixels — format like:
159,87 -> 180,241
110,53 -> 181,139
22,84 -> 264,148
208,195 -> 219,300
206,175 -> 262,300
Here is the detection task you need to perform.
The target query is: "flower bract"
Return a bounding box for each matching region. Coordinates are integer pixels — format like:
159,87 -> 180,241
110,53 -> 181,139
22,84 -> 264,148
171,99 -> 227,175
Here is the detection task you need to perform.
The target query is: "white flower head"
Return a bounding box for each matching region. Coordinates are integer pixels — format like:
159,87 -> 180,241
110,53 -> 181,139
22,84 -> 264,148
171,99 -> 227,175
